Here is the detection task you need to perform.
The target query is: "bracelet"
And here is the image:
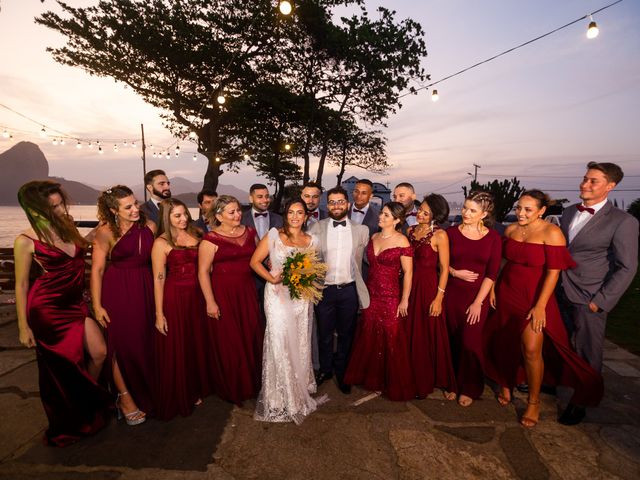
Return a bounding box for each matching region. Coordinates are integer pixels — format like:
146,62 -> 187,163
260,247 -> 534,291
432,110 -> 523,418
437,287 -> 445,294
450,269 -> 456,278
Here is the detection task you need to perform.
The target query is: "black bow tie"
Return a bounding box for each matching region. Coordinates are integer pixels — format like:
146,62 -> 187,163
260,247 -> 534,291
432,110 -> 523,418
309,211 -> 319,219
254,212 -> 268,218
333,220 -> 346,228
576,205 -> 595,215
352,209 -> 365,214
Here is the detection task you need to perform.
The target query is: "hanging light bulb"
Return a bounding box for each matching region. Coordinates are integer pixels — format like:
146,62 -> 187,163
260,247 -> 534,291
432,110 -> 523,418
98,146 -> 104,154
2,129 -> 9,138
153,152 -> 157,158
217,94 -> 226,105
284,143 -> 291,151
192,154 -> 197,162
131,141 -> 136,148
215,156 -> 221,162
587,17 -> 599,39
431,89 -> 439,102
165,152 -> 170,159
40,127 -> 47,138
189,131 -> 197,139
88,142 -> 94,149
76,141 -> 82,149
243,153 -> 250,161
96,140 -> 101,146
113,144 -> 119,152
279,0 -> 293,15
60,138 -> 66,145
52,138 -> 58,146
175,146 -> 180,157
123,140 -> 128,147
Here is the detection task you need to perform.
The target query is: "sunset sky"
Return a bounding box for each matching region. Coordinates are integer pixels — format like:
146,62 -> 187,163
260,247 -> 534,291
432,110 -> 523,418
1,0 -> 638,204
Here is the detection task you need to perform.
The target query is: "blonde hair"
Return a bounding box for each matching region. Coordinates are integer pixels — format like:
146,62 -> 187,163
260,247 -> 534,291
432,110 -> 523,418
466,190 -> 495,227
207,195 -> 240,226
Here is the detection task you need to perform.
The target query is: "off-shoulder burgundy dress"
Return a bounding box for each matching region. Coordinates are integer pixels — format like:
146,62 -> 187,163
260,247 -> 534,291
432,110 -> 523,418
484,239 -> 603,406
201,228 -> 263,404
406,227 -> 457,398
25,237 -> 111,446
344,242 -> 415,400
154,247 -> 214,420
444,226 -> 502,400
102,225 -> 156,416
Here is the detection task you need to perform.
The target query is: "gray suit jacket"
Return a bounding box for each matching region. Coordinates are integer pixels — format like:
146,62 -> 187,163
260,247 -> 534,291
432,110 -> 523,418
309,219 -> 370,309
241,209 -> 283,236
560,201 -> 639,312
349,204 -> 380,238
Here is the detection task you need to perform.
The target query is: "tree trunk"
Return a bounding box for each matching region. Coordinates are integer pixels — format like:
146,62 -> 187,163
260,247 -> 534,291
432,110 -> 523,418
203,154 -> 223,192
302,127 -> 312,184
336,141 -> 347,186
274,176 -> 286,212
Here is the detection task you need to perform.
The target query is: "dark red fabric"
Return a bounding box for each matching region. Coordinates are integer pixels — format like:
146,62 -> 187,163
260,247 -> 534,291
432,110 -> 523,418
102,225 -> 156,416
406,227 -> 457,397
484,239 -> 603,406
26,238 -> 111,446
444,226 -> 502,399
201,228 -> 263,404
154,248 -> 214,420
345,243 -> 415,401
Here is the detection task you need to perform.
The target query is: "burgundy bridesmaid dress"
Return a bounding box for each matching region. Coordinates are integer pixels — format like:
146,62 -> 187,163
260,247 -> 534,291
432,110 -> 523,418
484,239 -> 603,406
154,247 -> 214,420
102,225 -> 155,416
444,226 -> 502,400
25,237 -> 111,446
202,227 -> 263,404
406,227 -> 457,398
345,242 -> 415,401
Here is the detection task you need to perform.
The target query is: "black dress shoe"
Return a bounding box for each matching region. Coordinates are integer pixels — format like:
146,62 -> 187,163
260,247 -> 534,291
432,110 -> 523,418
315,371 -> 332,386
516,383 -> 529,393
558,403 -> 586,426
338,381 -> 352,394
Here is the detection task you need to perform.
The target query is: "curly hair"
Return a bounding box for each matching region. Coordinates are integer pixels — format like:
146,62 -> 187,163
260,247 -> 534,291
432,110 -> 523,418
422,193 -> 450,225
17,180 -> 86,247
465,190 -> 495,228
97,185 -> 146,239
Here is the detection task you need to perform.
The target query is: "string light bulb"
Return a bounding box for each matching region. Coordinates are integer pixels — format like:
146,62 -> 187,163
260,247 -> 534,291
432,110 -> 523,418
113,144 -> 119,152
98,146 -> 104,154
131,141 -> 136,148
243,153 -> 250,160
2,129 -> 9,138
52,138 -> 58,146
60,138 -> 65,145
40,127 -> 47,138
279,1 -> 293,15
76,141 -> 82,149
284,143 -> 291,151
165,152 -> 170,159
88,142 -> 93,149
215,156 -> 221,162
431,89 -> 439,102
123,140 -> 128,147
587,16 -> 599,39
217,94 -> 226,105
192,154 -> 197,162
153,152 -> 157,158
189,131 -> 197,139
175,146 -> 180,157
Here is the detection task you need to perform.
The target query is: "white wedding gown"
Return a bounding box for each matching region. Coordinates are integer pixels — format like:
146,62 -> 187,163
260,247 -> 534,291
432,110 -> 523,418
254,228 -> 328,425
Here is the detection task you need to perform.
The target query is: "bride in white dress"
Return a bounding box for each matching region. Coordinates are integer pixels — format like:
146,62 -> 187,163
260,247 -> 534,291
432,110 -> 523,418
250,198 -> 327,424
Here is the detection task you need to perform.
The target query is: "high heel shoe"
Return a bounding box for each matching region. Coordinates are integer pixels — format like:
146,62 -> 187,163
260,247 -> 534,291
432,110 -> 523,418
520,398 -> 540,429
116,391 -> 146,426
497,387 -> 512,407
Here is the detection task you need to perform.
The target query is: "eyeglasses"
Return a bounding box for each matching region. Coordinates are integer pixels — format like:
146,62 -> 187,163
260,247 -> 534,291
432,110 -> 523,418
328,200 -> 347,206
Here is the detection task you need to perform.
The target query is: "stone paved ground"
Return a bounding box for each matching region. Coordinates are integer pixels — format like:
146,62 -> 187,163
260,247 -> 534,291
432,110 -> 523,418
0,301 -> 639,479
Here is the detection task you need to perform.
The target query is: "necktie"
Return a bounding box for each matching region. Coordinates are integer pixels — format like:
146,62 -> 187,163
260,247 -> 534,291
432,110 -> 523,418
254,212 -> 268,218
333,220 -> 346,228
353,209 -> 365,214
309,211 -> 319,219
576,205 -> 595,215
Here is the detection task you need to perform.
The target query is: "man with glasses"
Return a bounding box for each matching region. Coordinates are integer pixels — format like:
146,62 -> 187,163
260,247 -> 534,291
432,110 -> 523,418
310,186 -> 369,394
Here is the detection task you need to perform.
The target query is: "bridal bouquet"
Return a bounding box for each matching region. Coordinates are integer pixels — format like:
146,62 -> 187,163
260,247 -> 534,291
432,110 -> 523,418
282,249 -> 327,304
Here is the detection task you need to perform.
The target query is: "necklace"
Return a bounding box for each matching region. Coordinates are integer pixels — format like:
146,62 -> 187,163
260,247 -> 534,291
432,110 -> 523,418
380,232 -> 394,239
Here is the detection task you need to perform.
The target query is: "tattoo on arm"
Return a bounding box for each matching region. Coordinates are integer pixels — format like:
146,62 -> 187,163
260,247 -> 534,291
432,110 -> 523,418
157,273 -> 164,280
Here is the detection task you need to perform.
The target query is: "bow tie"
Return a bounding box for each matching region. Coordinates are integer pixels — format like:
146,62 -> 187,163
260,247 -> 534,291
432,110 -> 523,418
407,212 -> 417,217
254,212 -> 268,218
352,209 -> 365,214
576,205 -> 595,215
309,211 -> 319,219
333,220 -> 346,228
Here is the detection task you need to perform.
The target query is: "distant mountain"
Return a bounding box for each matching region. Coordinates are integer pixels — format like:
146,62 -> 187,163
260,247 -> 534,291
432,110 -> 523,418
0,142 -> 249,206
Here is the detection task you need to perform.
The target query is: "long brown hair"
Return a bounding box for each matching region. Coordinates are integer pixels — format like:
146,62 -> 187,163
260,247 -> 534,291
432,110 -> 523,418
282,197 -> 308,238
383,201 -> 407,231
96,185 -> 146,239
17,180 -> 87,247
156,198 -> 202,247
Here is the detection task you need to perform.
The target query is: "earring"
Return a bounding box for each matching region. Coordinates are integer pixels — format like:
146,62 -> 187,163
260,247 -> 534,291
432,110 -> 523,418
479,219 -> 484,230
115,215 -> 120,227
430,220 -> 435,232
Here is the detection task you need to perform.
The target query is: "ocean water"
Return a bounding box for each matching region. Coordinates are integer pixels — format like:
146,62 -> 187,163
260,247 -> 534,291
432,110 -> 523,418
0,205 -> 201,248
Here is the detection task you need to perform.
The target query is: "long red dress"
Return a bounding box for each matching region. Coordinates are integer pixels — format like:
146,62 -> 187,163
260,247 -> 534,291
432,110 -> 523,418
344,243 -> 415,401
154,247 -> 213,420
102,225 -> 155,416
444,226 -> 502,399
202,228 -> 263,404
484,239 -> 603,406
406,227 -> 457,398
25,237 -> 111,446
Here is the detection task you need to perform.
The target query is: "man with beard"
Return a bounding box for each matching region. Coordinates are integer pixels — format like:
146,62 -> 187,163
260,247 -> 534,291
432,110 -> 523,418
193,189 -> 217,232
393,182 -> 419,232
140,169 -> 171,224
310,186 -> 369,394
241,184 -> 283,239
301,182 -> 328,228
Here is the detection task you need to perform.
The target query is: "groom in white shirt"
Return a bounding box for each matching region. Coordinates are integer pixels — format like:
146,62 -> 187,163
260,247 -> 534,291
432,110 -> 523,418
310,186 -> 369,394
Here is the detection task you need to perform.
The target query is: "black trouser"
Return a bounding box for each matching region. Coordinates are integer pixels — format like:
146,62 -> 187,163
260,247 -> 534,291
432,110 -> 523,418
315,283 -> 359,382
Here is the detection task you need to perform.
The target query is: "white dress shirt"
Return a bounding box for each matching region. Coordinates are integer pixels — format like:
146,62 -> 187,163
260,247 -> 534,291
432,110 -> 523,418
325,218 -> 353,285
568,198 -> 608,243
307,209 -> 321,227
350,203 -> 369,225
252,208 -> 269,239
